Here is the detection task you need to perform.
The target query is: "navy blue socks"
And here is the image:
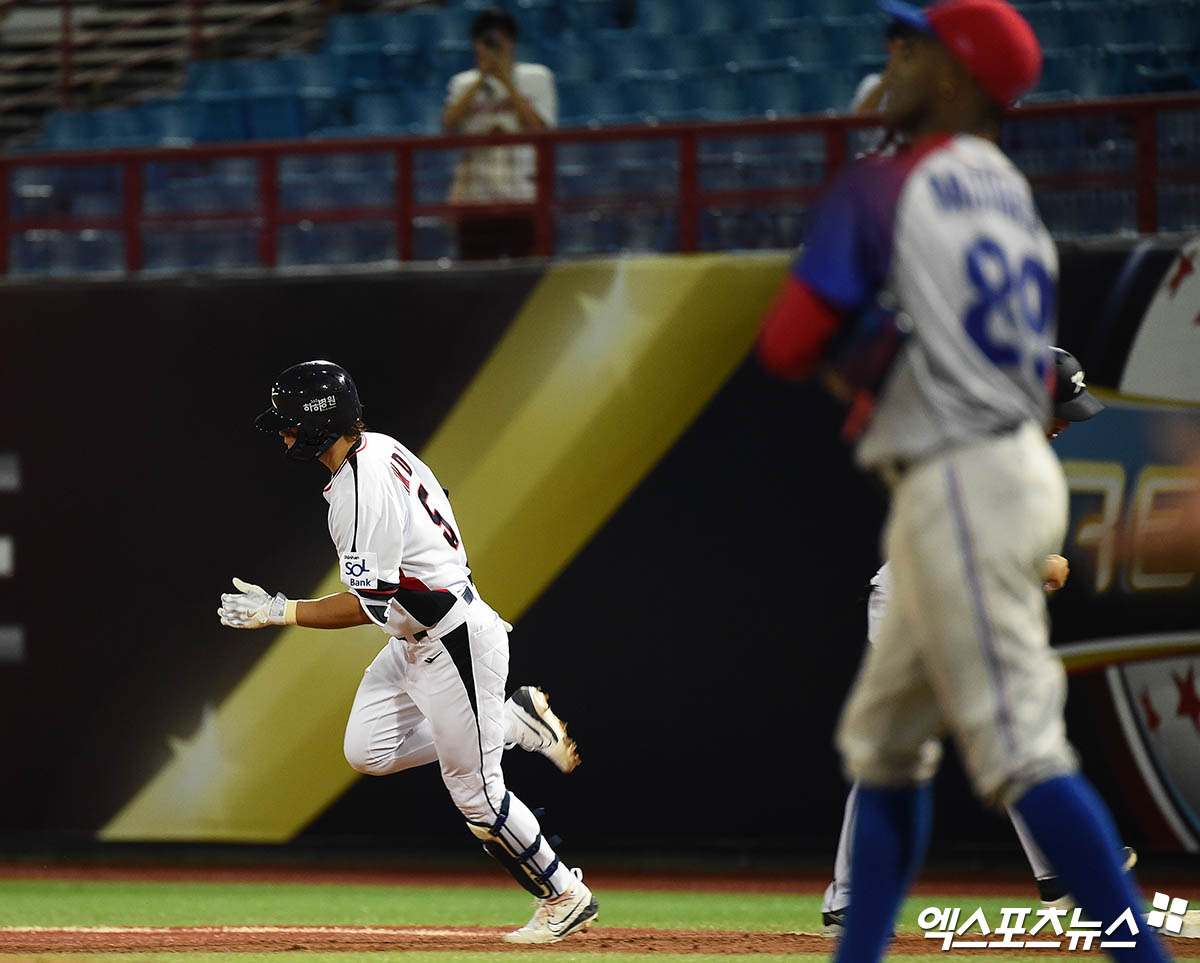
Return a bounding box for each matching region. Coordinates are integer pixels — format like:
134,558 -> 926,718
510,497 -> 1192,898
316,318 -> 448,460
1014,774 -> 1169,963
834,783 -> 933,963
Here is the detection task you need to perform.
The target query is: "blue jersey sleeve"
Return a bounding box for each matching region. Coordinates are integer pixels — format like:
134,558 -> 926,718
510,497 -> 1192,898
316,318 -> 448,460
792,159 -> 899,313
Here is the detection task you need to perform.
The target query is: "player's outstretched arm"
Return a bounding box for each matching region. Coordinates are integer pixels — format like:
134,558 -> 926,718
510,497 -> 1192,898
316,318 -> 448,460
217,578 -> 371,630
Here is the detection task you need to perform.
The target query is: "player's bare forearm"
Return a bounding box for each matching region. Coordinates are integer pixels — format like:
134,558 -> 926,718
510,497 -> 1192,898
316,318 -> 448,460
295,592 -> 374,629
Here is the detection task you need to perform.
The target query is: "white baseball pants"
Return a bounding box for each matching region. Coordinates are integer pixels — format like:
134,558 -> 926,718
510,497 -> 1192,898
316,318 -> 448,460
342,593 -> 574,895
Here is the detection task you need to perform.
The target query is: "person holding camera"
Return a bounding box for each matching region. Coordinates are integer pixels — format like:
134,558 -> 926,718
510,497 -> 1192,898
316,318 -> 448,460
442,7 -> 557,260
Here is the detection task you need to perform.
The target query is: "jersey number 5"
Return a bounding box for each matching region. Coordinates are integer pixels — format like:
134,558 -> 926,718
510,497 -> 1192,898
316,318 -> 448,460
418,485 -> 460,549
962,235 -> 1053,376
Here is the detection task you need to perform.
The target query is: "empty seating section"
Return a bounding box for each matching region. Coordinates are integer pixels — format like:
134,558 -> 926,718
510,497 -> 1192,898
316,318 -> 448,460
8,0 -> 1200,271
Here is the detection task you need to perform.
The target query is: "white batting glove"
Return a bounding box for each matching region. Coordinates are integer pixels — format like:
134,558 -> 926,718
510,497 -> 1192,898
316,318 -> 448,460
218,577 -> 291,629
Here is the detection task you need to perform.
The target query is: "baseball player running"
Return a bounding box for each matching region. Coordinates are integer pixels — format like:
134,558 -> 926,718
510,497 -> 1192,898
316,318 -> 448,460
216,361 -> 598,944
757,0 -> 1169,959
820,349 -> 1137,934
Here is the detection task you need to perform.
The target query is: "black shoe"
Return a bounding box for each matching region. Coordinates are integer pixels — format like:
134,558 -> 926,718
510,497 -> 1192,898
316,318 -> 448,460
1037,846 -> 1138,909
821,909 -> 846,938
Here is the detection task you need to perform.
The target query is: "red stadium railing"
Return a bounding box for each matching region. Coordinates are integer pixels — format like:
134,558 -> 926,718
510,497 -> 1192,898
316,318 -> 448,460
0,92 -> 1197,274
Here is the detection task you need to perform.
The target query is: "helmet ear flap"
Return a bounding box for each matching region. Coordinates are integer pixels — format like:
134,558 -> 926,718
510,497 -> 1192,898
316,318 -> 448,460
285,420 -> 339,462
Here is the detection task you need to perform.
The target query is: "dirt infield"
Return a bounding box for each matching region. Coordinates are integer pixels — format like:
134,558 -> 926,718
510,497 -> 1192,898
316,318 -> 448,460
0,926 -> 1192,955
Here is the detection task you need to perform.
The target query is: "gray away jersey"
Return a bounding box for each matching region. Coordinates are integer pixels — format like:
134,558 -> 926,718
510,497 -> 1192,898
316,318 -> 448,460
794,132 -> 1057,469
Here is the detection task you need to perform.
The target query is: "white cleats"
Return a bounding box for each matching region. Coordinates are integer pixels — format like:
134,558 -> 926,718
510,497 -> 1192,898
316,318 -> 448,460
504,868 -> 598,944
506,686 -> 581,773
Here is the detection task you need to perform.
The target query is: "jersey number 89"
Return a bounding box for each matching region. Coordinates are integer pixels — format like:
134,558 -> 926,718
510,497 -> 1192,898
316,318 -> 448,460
962,235 -> 1054,377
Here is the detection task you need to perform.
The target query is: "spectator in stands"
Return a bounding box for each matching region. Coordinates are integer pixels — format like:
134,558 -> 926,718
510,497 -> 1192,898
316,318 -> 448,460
443,7 -> 557,260
849,20 -> 908,114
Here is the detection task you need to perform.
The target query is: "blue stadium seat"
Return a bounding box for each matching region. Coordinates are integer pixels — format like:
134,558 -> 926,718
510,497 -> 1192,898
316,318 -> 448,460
40,109 -> 93,148
382,50 -> 426,88
283,53 -> 350,95
431,10 -> 473,49
722,32 -> 777,70
1137,2 -> 1200,46
618,206 -> 677,252
407,97 -> 446,135
695,0 -> 741,34
371,11 -> 427,54
411,216 -> 454,261
429,45 -> 474,77
1059,1 -> 1125,47
353,91 -> 413,133
578,82 -> 638,124
663,35 -> 715,73
184,59 -> 238,95
232,58 -> 291,94
325,13 -> 377,53
138,99 -> 202,145
194,97 -> 249,142
556,80 -> 592,125
624,72 -> 690,122
246,93 -> 306,140
1038,47 -> 1105,98
595,29 -> 668,75
1104,42 -> 1162,94
822,14 -> 889,63
744,0 -> 809,25
820,0 -> 883,13
683,68 -> 745,119
1015,4 -> 1070,50
281,54 -> 351,130
567,0 -> 618,31
637,0 -> 686,35
90,107 -> 146,147
797,64 -> 858,112
1138,63 -> 1199,95
742,66 -> 808,116
70,230 -> 123,273
541,40 -> 600,84
334,51 -> 390,91
763,19 -> 833,66
513,0 -> 567,42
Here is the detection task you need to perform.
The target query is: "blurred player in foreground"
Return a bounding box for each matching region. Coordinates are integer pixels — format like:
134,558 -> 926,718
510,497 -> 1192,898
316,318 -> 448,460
820,349 -> 1138,935
217,361 -> 598,945
757,0 -> 1170,958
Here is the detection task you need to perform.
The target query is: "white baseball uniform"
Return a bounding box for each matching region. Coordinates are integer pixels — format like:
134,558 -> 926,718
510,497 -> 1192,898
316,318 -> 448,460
792,132 -> 1075,807
333,431 -> 575,897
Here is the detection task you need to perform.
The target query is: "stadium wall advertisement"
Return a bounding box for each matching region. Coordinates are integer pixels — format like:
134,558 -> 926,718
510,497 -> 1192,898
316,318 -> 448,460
0,237 -> 1197,860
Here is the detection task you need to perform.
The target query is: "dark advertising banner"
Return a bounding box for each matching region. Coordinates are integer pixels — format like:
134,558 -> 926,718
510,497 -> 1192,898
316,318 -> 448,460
0,237 -> 1196,860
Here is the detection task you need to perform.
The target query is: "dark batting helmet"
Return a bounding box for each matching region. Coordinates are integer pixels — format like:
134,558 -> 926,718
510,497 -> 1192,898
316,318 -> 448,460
1050,347 -> 1103,422
255,360 -> 362,462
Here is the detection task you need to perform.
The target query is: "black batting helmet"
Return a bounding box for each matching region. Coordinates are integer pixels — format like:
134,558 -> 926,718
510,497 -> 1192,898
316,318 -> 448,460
255,360 -> 362,462
1050,347 -> 1103,422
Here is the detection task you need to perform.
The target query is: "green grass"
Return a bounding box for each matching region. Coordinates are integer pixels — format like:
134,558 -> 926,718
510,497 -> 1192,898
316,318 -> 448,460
0,880 -> 1195,962
0,880 -> 1041,932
